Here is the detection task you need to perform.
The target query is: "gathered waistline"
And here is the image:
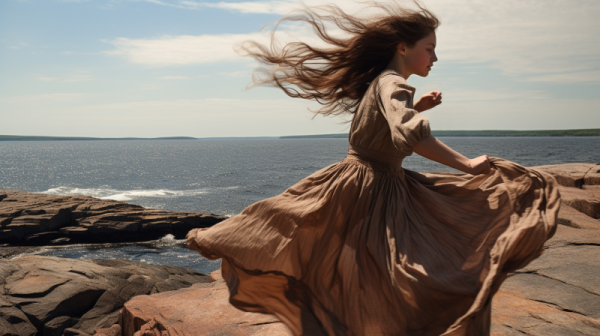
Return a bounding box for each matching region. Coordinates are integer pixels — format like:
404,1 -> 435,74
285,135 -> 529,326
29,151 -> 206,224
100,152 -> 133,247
345,145 -> 405,177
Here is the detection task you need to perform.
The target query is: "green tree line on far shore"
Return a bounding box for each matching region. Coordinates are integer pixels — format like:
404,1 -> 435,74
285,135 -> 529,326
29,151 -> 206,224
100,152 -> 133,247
281,129 -> 600,139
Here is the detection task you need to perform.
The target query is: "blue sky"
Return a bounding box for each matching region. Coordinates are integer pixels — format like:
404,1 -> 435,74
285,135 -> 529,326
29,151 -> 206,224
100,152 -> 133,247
1,0 -> 599,137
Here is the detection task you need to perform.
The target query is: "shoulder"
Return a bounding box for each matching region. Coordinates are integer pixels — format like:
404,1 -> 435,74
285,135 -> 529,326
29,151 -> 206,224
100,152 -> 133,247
376,70 -> 414,92
375,70 -> 415,98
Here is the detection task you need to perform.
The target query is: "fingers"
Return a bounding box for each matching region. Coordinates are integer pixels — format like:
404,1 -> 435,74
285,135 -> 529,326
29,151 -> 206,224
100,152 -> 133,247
418,91 -> 443,111
431,91 -> 442,105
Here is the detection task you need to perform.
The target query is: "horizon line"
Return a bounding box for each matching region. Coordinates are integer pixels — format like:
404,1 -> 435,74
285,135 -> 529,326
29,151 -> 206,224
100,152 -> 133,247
1,128 -> 600,141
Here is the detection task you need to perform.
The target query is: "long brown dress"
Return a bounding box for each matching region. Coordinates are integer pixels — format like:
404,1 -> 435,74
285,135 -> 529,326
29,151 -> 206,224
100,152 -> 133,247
186,69 -> 560,336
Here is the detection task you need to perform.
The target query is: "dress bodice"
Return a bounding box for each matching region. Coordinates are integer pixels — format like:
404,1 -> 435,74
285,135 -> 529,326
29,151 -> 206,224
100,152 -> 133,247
348,69 -> 431,165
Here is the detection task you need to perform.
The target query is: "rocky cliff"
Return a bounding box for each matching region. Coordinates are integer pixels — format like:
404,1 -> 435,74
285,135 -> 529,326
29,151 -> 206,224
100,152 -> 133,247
0,190 -> 226,246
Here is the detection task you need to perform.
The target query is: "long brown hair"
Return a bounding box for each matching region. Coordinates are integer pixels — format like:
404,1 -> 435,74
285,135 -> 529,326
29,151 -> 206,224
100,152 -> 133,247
237,1 -> 439,117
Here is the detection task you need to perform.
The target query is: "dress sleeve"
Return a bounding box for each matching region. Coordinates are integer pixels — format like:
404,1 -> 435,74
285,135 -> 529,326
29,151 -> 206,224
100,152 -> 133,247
378,77 -> 431,155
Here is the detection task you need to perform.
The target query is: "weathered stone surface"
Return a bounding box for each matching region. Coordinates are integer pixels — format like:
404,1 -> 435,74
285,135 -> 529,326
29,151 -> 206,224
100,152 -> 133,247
501,273 -> 600,318
492,291 -> 600,336
558,186 -> 600,219
558,204 -> 600,230
93,325 -> 121,336
584,166 -> 600,185
530,163 -> 598,188
0,189 -> 226,245
118,270 -> 292,336
0,256 -> 210,335
44,316 -> 79,336
544,224 -> 600,248
492,164 -> 600,335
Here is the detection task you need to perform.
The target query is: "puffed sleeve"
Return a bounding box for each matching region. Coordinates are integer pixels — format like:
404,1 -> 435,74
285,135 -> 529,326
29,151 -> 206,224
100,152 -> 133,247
377,76 -> 431,155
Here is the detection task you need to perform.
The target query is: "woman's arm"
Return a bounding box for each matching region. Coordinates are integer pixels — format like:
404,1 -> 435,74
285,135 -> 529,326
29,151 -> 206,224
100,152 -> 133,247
413,135 -> 491,175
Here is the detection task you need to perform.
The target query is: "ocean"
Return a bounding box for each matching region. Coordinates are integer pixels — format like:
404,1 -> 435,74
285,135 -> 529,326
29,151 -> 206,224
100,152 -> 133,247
1,137 -> 599,273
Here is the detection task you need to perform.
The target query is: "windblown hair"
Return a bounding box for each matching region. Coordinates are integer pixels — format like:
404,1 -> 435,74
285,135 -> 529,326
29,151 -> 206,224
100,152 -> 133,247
237,1 -> 439,117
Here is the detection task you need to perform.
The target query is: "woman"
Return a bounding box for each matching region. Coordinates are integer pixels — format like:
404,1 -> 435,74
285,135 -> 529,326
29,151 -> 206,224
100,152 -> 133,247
187,2 -> 559,335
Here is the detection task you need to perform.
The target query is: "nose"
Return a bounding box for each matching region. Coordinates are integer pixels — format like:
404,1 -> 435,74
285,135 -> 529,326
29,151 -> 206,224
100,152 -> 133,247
432,51 -> 438,63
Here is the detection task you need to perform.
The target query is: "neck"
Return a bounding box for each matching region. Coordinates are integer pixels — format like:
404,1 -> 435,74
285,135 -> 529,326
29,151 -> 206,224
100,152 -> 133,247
386,56 -> 411,79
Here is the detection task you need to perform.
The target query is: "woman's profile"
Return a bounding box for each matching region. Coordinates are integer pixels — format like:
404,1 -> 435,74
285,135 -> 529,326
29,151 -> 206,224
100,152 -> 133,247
187,1 -> 560,335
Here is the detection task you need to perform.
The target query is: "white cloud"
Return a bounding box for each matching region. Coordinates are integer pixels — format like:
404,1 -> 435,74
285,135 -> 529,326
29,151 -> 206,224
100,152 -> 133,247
426,98 -> 600,131
2,95 -> 598,137
0,93 -> 90,103
0,97 -> 345,137
37,74 -> 93,82
104,33 -> 269,66
180,0 -> 297,14
527,70 -> 600,83
103,23 -> 325,66
7,42 -> 30,50
160,75 -> 192,80
439,89 -> 549,103
219,71 -> 251,77
133,0 -> 600,82
422,0 -> 600,77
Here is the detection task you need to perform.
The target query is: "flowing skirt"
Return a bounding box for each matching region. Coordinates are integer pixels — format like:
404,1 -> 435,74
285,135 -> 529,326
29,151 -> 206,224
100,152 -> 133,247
186,154 -> 559,336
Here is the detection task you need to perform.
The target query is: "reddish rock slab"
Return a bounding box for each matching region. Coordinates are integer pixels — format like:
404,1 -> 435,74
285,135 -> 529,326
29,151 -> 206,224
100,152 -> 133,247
558,186 -> 600,219
492,290 -> 600,336
119,270 -> 292,336
585,166 -> 600,185
558,204 -> 600,230
530,163 -> 598,188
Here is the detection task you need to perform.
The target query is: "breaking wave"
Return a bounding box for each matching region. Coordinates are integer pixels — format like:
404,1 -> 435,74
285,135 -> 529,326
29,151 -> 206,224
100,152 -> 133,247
40,186 -> 238,202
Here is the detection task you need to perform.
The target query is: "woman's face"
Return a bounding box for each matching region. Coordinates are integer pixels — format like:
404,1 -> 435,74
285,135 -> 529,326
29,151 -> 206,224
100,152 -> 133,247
403,32 -> 438,77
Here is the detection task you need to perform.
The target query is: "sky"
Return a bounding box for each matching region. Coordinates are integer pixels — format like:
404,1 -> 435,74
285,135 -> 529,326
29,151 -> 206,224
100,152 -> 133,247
1,0 -> 599,138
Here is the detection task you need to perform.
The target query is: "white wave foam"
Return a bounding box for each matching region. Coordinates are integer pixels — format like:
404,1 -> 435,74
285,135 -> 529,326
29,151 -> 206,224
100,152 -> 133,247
40,186 -> 236,201
155,234 -> 186,247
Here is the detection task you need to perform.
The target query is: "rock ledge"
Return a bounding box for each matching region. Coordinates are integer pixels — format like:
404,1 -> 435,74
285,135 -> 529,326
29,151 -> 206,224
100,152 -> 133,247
0,190 -> 226,246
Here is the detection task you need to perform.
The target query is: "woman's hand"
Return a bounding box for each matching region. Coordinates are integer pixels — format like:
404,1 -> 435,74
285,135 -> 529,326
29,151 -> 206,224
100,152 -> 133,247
414,91 -> 442,112
467,155 -> 492,175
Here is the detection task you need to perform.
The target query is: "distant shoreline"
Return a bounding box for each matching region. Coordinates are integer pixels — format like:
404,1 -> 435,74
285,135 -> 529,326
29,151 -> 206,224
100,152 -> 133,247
0,136 -> 198,141
283,129 -> 600,138
1,129 -> 599,141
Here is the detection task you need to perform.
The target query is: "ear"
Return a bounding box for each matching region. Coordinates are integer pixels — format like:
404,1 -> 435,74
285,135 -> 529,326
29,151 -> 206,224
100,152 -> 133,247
396,43 -> 407,56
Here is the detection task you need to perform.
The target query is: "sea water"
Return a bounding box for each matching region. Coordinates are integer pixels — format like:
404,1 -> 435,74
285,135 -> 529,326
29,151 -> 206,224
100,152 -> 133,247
1,137 -> 599,273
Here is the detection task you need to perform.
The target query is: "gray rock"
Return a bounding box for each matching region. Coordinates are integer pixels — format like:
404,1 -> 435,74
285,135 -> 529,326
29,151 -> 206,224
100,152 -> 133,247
44,316 -> 79,336
537,263 -> 600,296
501,273 -> 600,318
0,256 -> 209,335
63,328 -> 91,336
0,304 -> 37,336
